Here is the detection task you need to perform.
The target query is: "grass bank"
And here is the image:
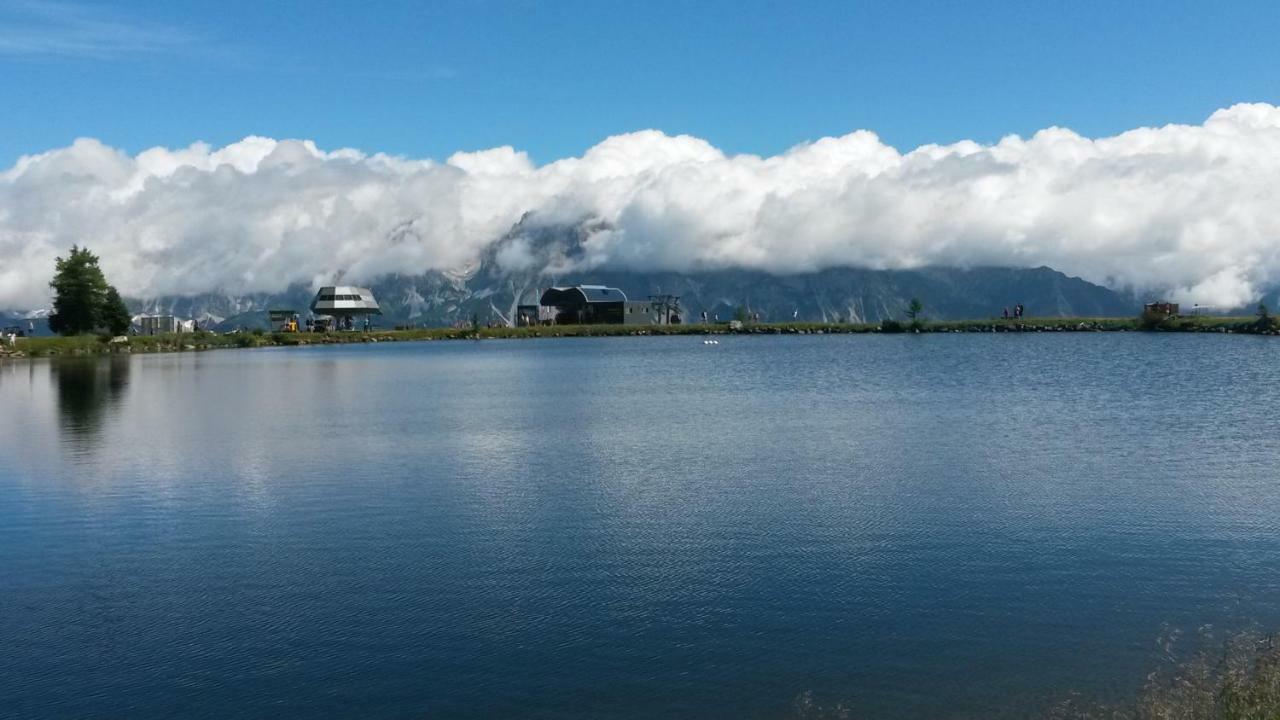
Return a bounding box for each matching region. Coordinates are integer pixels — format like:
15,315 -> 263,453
1050,629 -> 1280,719
1049,629 -> 1280,719
789,629 -> 1280,719
0,314 -> 1270,359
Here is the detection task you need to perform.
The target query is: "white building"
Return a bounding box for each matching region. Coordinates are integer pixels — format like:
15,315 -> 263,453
139,315 -> 178,335
310,286 -> 381,329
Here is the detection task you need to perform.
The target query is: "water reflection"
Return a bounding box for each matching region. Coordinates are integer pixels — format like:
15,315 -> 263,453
2,336 -> 1279,719
52,356 -> 131,443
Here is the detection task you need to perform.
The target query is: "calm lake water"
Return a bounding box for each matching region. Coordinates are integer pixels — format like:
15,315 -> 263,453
2,334 -> 1279,719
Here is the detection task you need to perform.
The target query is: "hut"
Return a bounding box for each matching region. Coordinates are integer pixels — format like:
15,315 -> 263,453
1143,302 -> 1180,319
516,304 -> 541,327
139,315 -> 178,335
268,309 -> 299,332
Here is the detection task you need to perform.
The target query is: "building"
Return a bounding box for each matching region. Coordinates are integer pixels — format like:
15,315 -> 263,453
531,286 -> 682,326
268,309 -> 299,332
538,285 -> 627,324
310,286 -> 381,330
515,304 -> 543,327
1143,301 -> 1180,318
139,314 -> 178,335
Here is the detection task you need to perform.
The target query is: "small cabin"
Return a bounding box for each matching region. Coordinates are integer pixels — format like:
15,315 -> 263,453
1143,302 -> 1180,318
139,315 -> 178,335
516,304 -> 540,327
268,309 -> 299,332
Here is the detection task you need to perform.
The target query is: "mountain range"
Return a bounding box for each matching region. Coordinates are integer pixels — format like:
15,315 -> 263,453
4,221 -> 1143,333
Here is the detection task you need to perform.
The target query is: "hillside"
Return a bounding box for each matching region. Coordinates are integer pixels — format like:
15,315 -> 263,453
3,222 -> 1139,331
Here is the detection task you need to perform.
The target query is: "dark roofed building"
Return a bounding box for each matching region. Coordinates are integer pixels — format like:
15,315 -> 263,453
535,285 -> 683,326
539,285 -> 627,324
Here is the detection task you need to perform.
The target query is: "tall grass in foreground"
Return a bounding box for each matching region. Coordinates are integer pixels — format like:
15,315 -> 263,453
1045,629 -> 1280,720
789,629 -> 1280,720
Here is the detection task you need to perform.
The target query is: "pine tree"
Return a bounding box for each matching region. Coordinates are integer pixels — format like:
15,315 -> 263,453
905,297 -> 924,329
1255,301 -> 1274,332
48,246 -> 110,335
101,285 -> 132,336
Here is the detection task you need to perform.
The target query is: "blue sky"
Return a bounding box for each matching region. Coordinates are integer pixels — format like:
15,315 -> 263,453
1,0 -> 1278,165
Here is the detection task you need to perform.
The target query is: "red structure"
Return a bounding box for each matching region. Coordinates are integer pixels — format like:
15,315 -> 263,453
1143,302 -> 1180,318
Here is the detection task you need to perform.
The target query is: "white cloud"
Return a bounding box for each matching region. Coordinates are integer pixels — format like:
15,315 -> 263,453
3,103 -> 1280,309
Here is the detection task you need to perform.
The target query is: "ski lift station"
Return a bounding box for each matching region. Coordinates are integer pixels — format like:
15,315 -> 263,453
310,286 -> 381,330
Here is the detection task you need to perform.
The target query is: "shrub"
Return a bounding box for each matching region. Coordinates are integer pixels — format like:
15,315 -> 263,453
1044,628 -> 1280,719
1139,309 -> 1176,330
1252,303 -> 1278,333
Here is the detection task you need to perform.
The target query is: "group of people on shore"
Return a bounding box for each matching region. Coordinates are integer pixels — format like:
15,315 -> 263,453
298,316 -> 368,332
1002,303 -> 1026,320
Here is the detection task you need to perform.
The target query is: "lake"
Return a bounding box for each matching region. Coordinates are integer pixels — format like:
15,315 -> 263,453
2,334 -> 1279,719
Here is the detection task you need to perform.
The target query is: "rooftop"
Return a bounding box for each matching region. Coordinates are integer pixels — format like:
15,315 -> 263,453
311,286 -> 381,315
540,285 -> 628,305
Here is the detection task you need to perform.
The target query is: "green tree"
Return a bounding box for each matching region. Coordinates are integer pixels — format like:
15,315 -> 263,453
905,297 -> 924,329
1254,301 -> 1275,332
101,285 -> 132,335
879,318 -> 905,333
48,246 -> 110,335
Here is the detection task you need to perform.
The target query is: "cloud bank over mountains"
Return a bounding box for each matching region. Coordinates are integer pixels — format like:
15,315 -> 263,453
3,103 -> 1280,310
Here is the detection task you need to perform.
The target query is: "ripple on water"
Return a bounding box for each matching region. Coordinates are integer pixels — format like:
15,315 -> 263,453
1,334 -> 1279,719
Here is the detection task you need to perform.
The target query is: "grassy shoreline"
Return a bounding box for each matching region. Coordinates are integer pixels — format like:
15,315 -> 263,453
788,628 -> 1280,719
0,314 -> 1269,359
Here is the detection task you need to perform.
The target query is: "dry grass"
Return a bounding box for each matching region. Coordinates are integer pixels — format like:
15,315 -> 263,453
1046,629 -> 1280,720
786,629 -> 1280,720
